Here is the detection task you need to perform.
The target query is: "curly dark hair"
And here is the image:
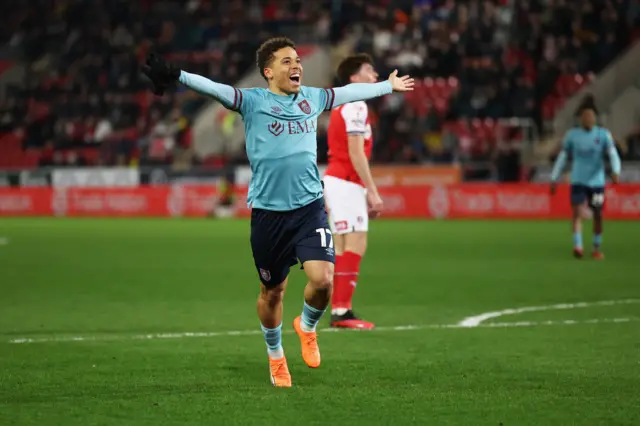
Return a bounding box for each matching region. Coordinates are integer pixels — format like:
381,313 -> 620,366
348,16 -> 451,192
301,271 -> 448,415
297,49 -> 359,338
256,37 -> 297,81
336,53 -> 374,85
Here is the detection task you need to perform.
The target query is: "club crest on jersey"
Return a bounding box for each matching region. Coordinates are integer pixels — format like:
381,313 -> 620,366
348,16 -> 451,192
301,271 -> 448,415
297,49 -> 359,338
298,100 -> 311,114
259,268 -> 271,282
268,121 -> 284,136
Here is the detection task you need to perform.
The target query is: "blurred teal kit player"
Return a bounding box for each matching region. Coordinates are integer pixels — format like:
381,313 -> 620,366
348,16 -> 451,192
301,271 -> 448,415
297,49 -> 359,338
550,94 -> 621,259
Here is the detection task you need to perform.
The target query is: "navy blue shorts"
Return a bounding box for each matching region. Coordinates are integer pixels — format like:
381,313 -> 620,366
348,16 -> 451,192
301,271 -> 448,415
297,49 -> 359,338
570,184 -> 605,209
250,198 -> 335,286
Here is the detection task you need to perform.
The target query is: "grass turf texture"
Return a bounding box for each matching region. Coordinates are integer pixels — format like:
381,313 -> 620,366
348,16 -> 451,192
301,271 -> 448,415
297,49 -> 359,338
0,218 -> 639,425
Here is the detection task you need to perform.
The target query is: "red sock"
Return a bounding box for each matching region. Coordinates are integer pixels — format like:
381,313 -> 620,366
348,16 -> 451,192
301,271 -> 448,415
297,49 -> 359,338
331,251 -> 362,311
331,254 -> 347,310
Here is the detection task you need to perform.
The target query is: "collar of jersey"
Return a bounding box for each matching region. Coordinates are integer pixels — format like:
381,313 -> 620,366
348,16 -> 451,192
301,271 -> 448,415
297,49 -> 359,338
267,88 -> 298,98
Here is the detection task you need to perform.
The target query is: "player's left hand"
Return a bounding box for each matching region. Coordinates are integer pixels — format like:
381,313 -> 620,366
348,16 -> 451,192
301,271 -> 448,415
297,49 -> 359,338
611,173 -> 619,184
388,70 -> 414,92
549,182 -> 557,195
367,191 -> 384,219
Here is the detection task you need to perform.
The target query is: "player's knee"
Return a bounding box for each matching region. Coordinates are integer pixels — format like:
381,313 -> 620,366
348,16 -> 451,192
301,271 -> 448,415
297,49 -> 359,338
307,264 -> 333,290
260,283 -> 285,307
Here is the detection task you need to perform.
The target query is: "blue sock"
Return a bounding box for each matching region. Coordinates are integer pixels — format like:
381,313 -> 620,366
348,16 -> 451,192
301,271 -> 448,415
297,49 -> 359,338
300,301 -> 325,332
260,323 -> 284,359
593,233 -> 602,249
573,232 -> 582,248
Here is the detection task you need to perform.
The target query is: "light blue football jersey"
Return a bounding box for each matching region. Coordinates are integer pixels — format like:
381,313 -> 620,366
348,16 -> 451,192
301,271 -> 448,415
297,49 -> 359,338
235,86 -> 333,210
177,71 -> 392,211
552,126 -> 621,187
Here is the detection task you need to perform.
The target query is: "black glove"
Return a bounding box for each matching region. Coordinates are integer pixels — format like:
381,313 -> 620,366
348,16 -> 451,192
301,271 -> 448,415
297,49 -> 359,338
141,52 -> 181,96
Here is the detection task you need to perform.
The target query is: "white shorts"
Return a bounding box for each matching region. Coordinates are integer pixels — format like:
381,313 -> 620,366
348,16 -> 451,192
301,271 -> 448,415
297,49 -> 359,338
323,175 -> 368,235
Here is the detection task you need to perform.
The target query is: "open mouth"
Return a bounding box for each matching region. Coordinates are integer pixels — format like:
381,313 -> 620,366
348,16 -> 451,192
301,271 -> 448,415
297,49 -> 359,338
289,73 -> 301,85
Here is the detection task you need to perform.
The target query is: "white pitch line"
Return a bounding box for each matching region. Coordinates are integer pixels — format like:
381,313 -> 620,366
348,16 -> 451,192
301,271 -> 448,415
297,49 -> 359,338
458,299 -> 640,327
6,317 -> 638,345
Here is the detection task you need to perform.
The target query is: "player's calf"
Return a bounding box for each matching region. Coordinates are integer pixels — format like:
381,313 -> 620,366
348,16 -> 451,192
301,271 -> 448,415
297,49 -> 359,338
591,202 -> 604,258
331,232 -> 375,329
300,262 -> 332,334
332,232 -> 366,315
302,260 -> 333,314
571,204 -> 584,258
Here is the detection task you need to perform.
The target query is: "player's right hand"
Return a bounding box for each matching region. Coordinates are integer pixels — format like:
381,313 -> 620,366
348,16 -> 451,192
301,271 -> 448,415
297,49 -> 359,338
549,182 -> 557,195
367,191 -> 384,219
141,52 -> 181,96
611,173 -> 619,184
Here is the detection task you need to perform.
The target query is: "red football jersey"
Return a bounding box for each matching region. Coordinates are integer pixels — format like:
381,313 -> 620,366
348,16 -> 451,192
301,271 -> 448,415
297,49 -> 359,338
325,101 -> 373,187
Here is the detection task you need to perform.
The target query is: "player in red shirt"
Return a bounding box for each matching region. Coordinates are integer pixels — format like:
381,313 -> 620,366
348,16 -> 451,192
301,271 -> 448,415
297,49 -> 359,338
323,54 -> 383,330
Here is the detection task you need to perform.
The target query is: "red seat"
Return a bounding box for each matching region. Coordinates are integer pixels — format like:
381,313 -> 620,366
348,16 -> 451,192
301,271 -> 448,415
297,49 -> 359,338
482,118 -> 498,142
433,98 -> 448,117
0,132 -> 37,168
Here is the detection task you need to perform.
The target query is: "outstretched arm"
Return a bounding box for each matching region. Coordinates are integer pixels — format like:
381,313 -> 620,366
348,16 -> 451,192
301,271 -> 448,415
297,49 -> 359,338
178,71 -> 239,111
325,70 -> 414,110
330,81 -> 393,109
142,52 -> 241,109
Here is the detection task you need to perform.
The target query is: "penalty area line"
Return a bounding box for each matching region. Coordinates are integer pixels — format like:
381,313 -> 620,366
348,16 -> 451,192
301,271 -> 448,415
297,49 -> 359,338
457,299 -> 640,327
6,317 -> 638,345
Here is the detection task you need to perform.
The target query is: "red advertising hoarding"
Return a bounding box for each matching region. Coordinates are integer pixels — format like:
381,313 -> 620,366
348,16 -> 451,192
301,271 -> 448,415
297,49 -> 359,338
0,184 -> 639,219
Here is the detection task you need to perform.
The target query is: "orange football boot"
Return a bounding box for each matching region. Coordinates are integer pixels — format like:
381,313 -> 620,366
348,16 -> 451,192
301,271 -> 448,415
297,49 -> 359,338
269,356 -> 292,387
293,316 -> 321,368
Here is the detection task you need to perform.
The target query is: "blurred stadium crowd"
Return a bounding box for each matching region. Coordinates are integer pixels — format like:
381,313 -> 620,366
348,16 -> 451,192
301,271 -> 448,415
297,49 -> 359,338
1,0 -> 639,177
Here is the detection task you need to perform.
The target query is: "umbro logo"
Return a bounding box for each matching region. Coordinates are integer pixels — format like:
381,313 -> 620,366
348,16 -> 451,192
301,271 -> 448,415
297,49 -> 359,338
271,106 -> 282,114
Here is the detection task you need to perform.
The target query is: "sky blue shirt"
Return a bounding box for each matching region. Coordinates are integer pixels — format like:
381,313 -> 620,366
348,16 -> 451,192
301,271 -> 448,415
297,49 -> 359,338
551,125 -> 621,187
179,71 -> 393,210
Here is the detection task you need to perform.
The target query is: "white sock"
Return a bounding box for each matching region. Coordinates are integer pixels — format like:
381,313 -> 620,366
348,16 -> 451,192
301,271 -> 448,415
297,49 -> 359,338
332,308 -> 349,316
300,322 -> 315,333
268,346 -> 284,359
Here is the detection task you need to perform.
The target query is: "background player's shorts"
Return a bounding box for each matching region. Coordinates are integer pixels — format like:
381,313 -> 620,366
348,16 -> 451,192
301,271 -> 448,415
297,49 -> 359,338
250,198 -> 335,286
323,175 -> 368,235
570,184 -> 605,209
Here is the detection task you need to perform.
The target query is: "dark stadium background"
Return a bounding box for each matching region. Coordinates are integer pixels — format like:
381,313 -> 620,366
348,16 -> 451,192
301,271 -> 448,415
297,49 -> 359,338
0,1 -> 639,425
1,0 -> 639,178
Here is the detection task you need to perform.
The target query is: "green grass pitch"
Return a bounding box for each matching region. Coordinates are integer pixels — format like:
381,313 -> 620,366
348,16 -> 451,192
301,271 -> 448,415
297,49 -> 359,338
0,218 -> 639,425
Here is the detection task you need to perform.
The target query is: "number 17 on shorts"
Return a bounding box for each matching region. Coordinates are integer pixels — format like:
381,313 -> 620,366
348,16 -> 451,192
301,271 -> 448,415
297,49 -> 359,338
316,228 -> 333,249
296,226 -> 335,265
